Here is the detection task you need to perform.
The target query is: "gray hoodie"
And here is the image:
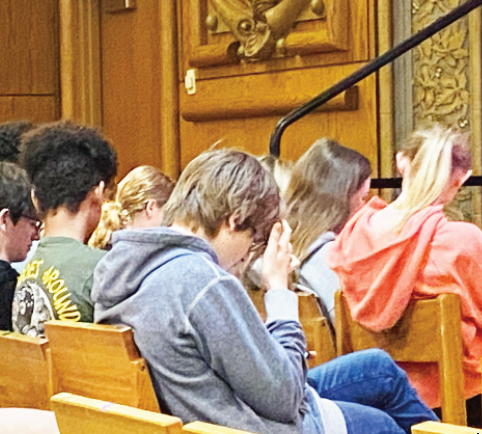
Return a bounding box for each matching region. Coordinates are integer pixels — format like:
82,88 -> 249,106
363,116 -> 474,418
92,227 -> 335,434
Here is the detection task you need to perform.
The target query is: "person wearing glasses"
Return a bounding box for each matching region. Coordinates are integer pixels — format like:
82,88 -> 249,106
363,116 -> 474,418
92,149 -> 436,434
0,162 -> 39,331
11,121 -> 117,337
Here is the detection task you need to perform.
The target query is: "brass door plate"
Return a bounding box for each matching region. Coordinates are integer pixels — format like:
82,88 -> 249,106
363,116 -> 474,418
104,0 -> 136,13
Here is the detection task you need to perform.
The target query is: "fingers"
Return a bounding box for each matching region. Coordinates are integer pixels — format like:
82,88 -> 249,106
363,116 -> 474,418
279,220 -> 291,250
288,254 -> 300,273
265,222 -> 282,256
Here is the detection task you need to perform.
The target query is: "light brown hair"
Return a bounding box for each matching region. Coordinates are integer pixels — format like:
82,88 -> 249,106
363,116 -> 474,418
286,138 -> 371,261
162,149 -> 280,242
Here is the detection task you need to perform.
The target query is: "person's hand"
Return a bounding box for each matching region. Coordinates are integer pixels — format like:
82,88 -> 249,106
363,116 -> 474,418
262,220 -> 292,290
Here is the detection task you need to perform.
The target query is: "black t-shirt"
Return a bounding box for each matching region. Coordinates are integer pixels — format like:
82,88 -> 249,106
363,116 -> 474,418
0,260 -> 19,331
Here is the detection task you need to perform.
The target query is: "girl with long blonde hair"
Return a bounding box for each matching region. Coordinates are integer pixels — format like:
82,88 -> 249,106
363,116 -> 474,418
327,124 -> 482,417
89,166 -> 174,249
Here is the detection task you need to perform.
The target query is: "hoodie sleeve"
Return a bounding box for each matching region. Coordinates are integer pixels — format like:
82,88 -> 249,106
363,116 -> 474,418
185,274 -> 307,423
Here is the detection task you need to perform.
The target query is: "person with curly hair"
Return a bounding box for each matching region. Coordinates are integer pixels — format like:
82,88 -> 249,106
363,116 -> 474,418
11,120 -> 117,337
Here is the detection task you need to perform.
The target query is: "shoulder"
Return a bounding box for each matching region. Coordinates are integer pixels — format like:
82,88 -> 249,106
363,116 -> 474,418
434,219 -> 482,255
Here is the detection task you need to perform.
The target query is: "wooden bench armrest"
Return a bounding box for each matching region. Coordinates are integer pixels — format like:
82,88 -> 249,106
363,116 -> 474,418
412,421 -> 481,433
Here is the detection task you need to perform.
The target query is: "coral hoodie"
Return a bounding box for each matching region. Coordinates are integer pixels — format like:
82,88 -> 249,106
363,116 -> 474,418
327,196 -> 482,408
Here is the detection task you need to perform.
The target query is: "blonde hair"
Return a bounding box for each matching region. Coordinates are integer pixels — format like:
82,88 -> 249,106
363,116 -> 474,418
391,124 -> 471,231
258,155 -> 293,197
89,166 -> 175,249
286,138 -> 371,261
162,149 -> 280,241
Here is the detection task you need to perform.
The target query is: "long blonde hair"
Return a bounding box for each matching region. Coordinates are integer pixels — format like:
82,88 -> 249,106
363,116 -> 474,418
286,138 -> 371,261
89,165 -> 174,249
391,124 -> 471,231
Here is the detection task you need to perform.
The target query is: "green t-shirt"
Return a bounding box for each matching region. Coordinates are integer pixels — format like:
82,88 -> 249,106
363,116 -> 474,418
12,237 -> 105,337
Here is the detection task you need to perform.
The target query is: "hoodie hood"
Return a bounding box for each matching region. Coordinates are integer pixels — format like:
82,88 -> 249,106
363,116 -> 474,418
91,227 -> 218,310
326,196 -> 445,331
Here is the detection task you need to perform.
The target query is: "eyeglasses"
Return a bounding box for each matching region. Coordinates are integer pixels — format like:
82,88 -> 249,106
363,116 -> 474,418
21,215 -> 42,230
249,240 -> 268,254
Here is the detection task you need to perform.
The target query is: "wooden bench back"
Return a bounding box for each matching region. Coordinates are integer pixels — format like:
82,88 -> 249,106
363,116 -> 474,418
297,292 -> 336,367
335,292 -> 466,426
52,393 -> 257,434
412,421 -> 482,434
44,321 -> 160,412
0,331 -> 51,409
247,288 -> 336,368
51,392 -> 181,434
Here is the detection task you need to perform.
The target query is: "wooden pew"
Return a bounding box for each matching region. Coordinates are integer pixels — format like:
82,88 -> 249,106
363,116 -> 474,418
412,421 -> 481,433
247,287 -> 336,368
0,331 -> 52,409
246,287 -> 266,321
51,393 -> 181,434
335,292 -> 466,426
52,393 -> 257,434
297,292 -> 336,368
44,321 -> 160,412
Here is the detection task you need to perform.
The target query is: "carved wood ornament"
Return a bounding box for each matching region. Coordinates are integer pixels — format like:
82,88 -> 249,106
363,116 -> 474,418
412,0 -> 470,129
208,0 -> 315,60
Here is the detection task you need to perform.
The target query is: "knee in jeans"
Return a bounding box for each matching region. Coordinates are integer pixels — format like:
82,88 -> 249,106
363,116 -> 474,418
363,349 -> 398,372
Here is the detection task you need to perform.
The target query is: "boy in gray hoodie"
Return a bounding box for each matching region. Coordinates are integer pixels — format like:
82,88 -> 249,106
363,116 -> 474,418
92,149 -> 436,434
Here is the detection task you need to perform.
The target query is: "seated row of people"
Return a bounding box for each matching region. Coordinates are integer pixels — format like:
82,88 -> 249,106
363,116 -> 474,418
0,118 -> 475,432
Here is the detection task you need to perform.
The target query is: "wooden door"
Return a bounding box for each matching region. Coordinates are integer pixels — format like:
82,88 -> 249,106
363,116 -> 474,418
178,0 -> 379,171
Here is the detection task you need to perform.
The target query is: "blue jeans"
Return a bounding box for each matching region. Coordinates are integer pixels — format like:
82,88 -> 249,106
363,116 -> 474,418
307,349 -> 438,434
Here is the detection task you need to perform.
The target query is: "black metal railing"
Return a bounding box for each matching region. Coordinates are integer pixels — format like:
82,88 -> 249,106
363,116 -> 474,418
269,0 -> 482,189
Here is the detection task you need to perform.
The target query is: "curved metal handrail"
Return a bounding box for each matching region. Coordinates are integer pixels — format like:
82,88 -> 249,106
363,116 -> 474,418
269,0 -> 482,158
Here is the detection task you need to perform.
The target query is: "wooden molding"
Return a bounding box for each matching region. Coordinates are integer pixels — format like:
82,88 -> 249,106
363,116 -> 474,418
160,0 -> 181,178
59,0 -> 102,126
185,0 -> 348,69
377,0 -> 394,185
469,8 -> 482,226
182,87 -> 358,122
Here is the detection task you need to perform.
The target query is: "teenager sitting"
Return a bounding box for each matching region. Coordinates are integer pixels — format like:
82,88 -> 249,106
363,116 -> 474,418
11,121 -> 117,337
327,124 -> 482,413
286,138 -> 371,323
0,162 -> 39,331
92,148 -> 436,434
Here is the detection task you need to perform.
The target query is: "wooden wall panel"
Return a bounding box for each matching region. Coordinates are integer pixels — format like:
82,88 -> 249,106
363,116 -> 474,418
180,63 -> 378,173
100,0 -> 163,178
0,0 -> 58,96
180,0 -> 370,81
0,0 -> 59,127
0,97 -> 57,124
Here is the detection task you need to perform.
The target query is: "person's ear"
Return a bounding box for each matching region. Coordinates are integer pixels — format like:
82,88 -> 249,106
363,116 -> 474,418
227,213 -> 239,232
396,152 -> 410,177
31,190 -> 40,212
144,199 -> 157,217
462,169 -> 472,185
454,169 -> 472,189
0,209 -> 9,231
93,181 -> 106,202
